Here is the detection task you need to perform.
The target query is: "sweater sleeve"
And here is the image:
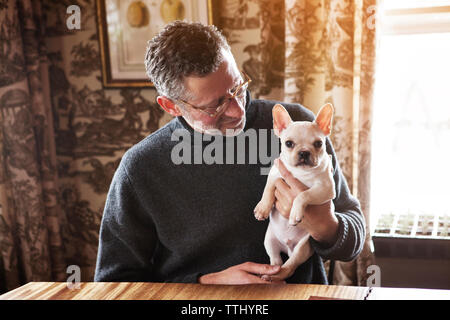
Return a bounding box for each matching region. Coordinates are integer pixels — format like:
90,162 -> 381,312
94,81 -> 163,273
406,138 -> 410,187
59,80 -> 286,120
309,137 -> 366,261
94,163 -> 157,282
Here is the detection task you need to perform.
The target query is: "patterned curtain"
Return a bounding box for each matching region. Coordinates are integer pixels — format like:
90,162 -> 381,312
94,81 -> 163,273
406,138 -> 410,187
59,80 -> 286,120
0,0 -> 67,292
0,0 -> 165,294
220,0 -> 378,285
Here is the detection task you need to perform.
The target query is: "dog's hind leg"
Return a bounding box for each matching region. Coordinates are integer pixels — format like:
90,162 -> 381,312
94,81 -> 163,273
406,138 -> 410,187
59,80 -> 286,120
264,223 -> 283,266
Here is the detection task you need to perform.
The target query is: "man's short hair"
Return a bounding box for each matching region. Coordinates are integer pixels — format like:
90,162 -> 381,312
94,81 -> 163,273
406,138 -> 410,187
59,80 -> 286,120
144,20 -> 231,100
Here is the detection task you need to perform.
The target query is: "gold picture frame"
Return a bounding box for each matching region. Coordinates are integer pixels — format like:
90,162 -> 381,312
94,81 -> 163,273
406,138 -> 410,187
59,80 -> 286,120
96,0 -> 214,88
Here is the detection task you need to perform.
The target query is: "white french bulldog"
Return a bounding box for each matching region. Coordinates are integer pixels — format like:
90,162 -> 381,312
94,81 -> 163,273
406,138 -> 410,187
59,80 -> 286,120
254,103 -> 336,281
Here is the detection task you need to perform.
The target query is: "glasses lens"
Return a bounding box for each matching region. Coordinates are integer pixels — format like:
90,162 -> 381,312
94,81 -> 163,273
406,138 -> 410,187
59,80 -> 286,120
214,99 -> 231,115
203,75 -> 249,117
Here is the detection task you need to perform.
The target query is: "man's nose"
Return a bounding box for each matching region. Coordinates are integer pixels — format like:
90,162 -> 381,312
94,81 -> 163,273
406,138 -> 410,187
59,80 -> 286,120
222,97 -> 245,118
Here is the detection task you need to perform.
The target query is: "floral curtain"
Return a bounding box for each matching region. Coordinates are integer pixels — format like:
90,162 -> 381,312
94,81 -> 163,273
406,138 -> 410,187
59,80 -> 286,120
0,0 -> 165,294
0,0 -> 67,292
220,0 -> 378,285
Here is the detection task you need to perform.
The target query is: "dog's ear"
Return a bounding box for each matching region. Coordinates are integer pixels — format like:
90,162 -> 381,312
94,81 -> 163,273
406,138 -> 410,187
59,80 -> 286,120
273,104 -> 292,137
315,103 -> 334,136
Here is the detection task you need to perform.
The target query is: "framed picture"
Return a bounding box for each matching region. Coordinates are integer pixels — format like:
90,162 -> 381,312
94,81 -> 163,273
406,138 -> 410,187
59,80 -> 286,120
96,0 -> 214,88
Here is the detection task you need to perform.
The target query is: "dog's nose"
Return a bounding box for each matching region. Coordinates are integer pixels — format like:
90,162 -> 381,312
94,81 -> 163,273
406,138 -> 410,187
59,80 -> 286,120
299,151 -> 310,159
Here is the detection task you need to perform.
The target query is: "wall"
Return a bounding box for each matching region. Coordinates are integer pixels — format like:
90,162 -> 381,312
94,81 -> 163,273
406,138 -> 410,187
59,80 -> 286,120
376,257 -> 450,290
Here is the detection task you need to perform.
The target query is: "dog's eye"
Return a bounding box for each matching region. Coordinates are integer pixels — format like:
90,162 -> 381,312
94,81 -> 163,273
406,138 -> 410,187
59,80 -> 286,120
285,140 -> 294,148
314,140 -> 323,148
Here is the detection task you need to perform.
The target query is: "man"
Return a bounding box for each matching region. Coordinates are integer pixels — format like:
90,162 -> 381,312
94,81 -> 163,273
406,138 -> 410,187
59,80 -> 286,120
94,21 -> 365,284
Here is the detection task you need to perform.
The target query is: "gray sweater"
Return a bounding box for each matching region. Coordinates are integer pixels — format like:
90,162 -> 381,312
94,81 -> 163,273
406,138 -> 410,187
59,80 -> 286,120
94,92 -> 365,284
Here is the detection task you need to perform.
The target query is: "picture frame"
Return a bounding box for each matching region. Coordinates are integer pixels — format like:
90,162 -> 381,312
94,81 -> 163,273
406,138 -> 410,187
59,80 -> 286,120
96,0 -> 214,88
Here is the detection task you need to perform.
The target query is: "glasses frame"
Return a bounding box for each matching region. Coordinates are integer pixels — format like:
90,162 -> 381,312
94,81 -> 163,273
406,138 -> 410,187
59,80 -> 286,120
175,70 -> 252,118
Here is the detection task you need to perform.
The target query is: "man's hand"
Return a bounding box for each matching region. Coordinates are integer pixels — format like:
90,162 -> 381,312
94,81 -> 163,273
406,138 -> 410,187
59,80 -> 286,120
198,262 -> 285,285
273,158 -> 339,247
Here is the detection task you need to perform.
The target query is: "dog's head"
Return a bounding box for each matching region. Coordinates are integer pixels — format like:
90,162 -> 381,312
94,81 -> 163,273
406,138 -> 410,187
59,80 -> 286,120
273,103 -> 334,168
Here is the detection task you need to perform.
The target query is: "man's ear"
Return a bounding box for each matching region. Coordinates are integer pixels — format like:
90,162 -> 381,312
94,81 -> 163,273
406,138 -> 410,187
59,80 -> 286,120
314,103 -> 334,136
272,104 -> 292,137
157,96 -> 182,117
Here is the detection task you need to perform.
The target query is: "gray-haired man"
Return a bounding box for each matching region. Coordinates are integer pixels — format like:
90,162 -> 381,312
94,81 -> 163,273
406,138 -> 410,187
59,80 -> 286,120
94,21 -> 365,284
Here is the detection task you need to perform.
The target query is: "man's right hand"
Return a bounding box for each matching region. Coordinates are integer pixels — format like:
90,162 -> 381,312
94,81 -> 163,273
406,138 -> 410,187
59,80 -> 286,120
198,262 -> 284,285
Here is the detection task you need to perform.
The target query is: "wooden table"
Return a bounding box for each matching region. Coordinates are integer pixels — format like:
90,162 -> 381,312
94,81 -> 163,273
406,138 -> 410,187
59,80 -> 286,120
1,282 -> 449,300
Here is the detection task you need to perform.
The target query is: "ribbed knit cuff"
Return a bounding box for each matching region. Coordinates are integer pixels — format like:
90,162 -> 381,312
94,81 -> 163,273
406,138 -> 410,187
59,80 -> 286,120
310,213 -> 348,259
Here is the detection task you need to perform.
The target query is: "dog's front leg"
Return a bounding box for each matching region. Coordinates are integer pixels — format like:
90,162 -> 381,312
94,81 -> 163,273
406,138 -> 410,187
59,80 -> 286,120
254,171 -> 278,221
289,184 -> 333,225
289,193 -> 307,225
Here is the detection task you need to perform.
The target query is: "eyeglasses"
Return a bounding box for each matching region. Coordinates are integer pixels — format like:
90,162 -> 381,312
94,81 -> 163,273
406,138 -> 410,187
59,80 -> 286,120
175,71 -> 251,118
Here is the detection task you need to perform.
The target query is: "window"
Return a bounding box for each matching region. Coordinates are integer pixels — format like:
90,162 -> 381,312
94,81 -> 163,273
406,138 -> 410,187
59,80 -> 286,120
370,1 -> 450,241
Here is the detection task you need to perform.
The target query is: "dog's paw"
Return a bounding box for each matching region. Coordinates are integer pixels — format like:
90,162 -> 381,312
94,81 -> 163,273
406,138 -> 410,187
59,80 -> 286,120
289,207 -> 304,225
261,274 -> 272,282
254,200 -> 272,221
261,266 -> 295,282
288,214 -> 300,226
295,211 -> 304,224
270,257 -> 283,267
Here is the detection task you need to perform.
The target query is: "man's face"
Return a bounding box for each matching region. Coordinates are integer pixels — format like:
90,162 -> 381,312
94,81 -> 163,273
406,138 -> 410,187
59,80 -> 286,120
177,50 -> 247,136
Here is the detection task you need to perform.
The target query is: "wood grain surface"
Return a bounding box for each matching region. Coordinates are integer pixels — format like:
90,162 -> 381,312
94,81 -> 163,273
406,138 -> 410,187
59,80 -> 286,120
0,282 -> 369,300
1,282 -> 449,300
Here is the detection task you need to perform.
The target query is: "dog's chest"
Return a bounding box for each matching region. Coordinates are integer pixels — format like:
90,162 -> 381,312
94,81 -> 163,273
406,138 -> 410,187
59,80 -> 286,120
269,210 -> 309,253
269,164 -> 323,189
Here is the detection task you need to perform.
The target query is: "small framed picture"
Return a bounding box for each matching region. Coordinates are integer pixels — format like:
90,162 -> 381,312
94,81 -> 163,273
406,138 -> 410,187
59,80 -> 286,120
96,0 -> 213,88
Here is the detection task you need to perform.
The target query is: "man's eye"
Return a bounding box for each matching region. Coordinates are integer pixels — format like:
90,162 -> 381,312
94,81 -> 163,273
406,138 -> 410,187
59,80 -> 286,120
285,140 -> 294,148
217,96 -> 229,107
201,100 -> 222,111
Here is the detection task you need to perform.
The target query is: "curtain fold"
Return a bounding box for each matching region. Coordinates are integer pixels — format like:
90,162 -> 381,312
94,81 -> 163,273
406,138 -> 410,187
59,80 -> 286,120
354,0 -> 377,286
0,0 -> 66,293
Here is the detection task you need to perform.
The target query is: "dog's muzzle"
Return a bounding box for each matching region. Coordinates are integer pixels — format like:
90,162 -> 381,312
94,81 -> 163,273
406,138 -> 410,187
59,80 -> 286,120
297,151 -> 312,166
